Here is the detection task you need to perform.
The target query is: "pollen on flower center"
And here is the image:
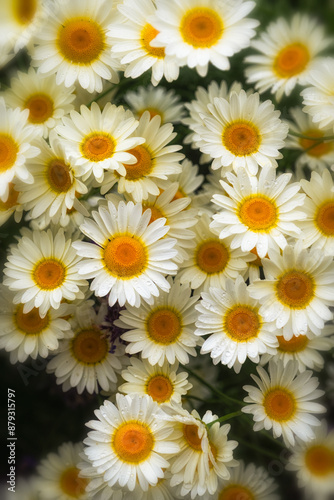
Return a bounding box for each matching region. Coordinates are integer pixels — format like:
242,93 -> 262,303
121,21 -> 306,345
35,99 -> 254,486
59,466 -> 88,497
112,421 -> 154,463
13,0 -> 37,25
103,235 -> 147,278
146,375 -> 173,403
141,23 -> 165,58
183,424 -> 202,451
71,328 -> 109,364
224,306 -> 261,341
180,7 -> 223,48
218,485 -> 255,500
196,239 -> 230,274
47,159 -> 73,193
263,387 -> 296,421
147,308 -> 182,344
33,259 -> 66,290
0,134 -> 19,172
223,121 -> 261,157
276,270 -> 315,309
305,445 -> 334,477
0,183 -> 19,210
316,201 -> 334,236
238,196 -> 277,231
81,133 -> 115,162
15,305 -> 49,335
125,145 -> 153,180
57,18 -> 105,64
24,94 -> 54,124
274,43 -> 310,78
299,129 -> 332,158
278,334 -> 308,353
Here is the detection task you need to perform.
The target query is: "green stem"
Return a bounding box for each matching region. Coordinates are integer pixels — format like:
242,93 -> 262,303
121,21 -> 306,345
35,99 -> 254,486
289,130 -> 334,141
237,437 -> 281,460
207,410 -> 243,428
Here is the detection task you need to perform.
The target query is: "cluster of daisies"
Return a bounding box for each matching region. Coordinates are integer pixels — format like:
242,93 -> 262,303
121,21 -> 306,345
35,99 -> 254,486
1,0 -> 334,499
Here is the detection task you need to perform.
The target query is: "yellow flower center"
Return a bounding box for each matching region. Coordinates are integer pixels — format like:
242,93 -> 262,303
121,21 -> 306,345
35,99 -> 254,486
103,235 -> 147,278
140,23 -> 165,58
172,188 -> 186,201
81,132 -> 115,162
47,158 -> 73,193
238,196 -> 277,231
0,134 -> 18,173
24,93 -> 54,124
263,387 -> 296,421
274,43 -> 310,78
278,334 -> 308,353
147,308 -> 182,344
33,259 -> 66,290
223,121 -> 261,157
12,0 -> 37,25
196,239 -> 230,274
305,445 -> 334,477
138,108 -> 162,120
57,18 -> 105,64
59,467 -> 88,498
0,183 -> 19,210
112,421 -> 154,463
71,328 -> 109,364
180,8 -> 223,48
145,205 -> 164,224
15,305 -> 49,335
218,485 -> 255,500
146,375 -> 174,403
124,145 -> 153,180
224,305 -> 261,341
276,270 -> 314,309
316,200 -> 334,236
183,424 -> 202,451
299,129 -> 332,158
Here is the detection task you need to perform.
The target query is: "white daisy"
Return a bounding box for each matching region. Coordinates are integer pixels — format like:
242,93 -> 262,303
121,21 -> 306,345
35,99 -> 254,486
35,442 -> 89,500
245,14 -> 333,101
124,85 -> 185,124
101,111 -> 184,202
3,227 -> 88,318
56,102 -> 143,183
30,0 -> 122,93
83,394 -> 180,491
73,200 -> 178,308
109,0 -> 179,86
195,276 -> 278,373
3,68 -> 76,138
242,360 -> 325,447
0,182 -> 23,227
211,167 -> 305,259
115,277 -> 199,366
0,97 -> 40,202
152,0 -> 258,77
248,242 -> 334,338
119,357 -> 192,405
196,90 -> 288,175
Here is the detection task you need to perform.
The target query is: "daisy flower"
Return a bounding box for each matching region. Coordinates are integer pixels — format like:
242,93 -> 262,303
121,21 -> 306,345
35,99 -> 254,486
124,85 -> 185,124
73,200 -> 178,308
178,213 -> 251,292
152,0 -> 258,77
0,97 -> 40,202
119,358 -> 192,405
83,394 -> 180,491
260,325 -> 334,373
101,112 -> 184,202
215,460 -> 279,500
3,228 -> 88,318
0,285 -> 72,364
35,442 -> 89,500
0,182 -> 23,227
109,0 -> 179,86
248,242 -> 334,338
286,420 -> 334,499
16,132 -> 88,223
115,277 -> 199,366
301,58 -> 334,132
3,68 -> 76,139
245,14 -> 333,101
285,107 -> 334,172
30,0 -> 122,93
196,90 -> 288,175
242,360 -> 325,447
56,102 -> 143,184
161,158 -> 204,201
211,167 -> 305,259
47,304 -> 125,394
298,168 -> 334,254
195,276 -> 278,373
